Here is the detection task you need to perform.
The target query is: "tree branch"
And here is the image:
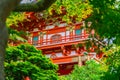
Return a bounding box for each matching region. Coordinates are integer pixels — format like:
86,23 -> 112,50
0,0 -> 21,22
14,0 -> 56,12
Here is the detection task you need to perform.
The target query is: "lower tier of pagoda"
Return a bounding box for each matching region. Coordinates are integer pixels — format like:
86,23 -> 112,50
51,53 -> 99,75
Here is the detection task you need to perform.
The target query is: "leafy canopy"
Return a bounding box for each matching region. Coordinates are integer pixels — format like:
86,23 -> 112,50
66,60 -> 105,80
102,46 -> 120,80
5,44 -> 58,80
88,0 -> 120,44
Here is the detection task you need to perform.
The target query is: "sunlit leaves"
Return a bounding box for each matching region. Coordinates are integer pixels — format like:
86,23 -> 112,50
48,0 -> 93,23
66,60 -> 105,80
6,12 -> 26,27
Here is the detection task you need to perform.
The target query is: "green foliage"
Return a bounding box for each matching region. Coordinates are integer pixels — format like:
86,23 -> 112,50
6,12 -> 27,42
58,76 -> 67,80
48,0 -> 92,22
5,44 -> 58,80
66,60 -> 105,80
6,12 -> 25,27
88,0 -> 120,44
102,46 -> 120,80
8,28 -> 27,42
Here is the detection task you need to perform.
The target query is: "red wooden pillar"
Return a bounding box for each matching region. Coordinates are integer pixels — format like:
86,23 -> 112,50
65,30 -> 66,42
46,31 -> 48,45
83,29 -> 86,38
71,30 -> 73,40
38,35 -> 40,46
40,36 -> 43,45
69,31 -> 72,41
76,47 -> 80,54
29,34 -> 33,44
61,46 -> 65,56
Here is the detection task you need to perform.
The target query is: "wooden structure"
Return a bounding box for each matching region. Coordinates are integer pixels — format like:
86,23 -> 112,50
24,12 -> 101,75
9,4 -> 103,74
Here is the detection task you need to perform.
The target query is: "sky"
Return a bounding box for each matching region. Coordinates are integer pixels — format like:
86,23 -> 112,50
20,0 -> 36,3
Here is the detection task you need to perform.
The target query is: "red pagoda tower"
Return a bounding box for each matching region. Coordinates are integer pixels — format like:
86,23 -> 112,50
23,12 -> 101,75
9,11 -> 104,75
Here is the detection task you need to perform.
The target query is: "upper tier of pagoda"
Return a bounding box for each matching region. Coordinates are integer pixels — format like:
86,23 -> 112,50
10,3 -> 92,32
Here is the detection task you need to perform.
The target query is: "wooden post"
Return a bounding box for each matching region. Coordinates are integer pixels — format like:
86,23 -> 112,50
65,31 -> 66,42
30,36 -> 32,44
38,35 -> 40,46
78,56 -> 82,66
76,47 -> 80,54
29,33 -> 33,45
87,55 -> 90,60
46,32 -> 48,45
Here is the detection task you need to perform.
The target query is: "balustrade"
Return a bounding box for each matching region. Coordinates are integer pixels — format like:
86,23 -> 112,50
30,34 -> 89,47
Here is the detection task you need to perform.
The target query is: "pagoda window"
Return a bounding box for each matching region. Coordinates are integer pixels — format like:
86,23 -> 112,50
75,29 -> 82,35
51,34 -> 61,43
32,36 -> 39,46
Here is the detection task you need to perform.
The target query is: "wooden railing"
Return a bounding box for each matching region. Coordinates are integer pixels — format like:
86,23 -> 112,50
29,34 -> 89,47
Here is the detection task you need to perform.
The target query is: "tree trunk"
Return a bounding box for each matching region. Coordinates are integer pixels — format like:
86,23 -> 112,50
0,0 -> 56,79
0,21 -> 8,80
0,0 -> 21,80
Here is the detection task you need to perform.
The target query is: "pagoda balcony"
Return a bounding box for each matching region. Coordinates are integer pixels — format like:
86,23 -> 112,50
29,34 -> 89,49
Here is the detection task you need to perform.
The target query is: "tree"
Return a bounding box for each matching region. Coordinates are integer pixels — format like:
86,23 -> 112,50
88,0 -> 120,44
66,60 -> 105,80
5,44 -> 58,80
59,76 -> 67,80
1,0 -> 120,79
47,0 -> 92,23
0,0 -> 56,80
102,46 -> 120,80
0,1 -> 21,80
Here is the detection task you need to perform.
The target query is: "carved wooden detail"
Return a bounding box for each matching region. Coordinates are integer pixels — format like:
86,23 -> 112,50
50,52 -> 57,59
61,46 -> 71,56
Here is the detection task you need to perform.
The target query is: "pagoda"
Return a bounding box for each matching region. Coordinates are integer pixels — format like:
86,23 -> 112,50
23,12 -> 102,75
10,0 -> 103,75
